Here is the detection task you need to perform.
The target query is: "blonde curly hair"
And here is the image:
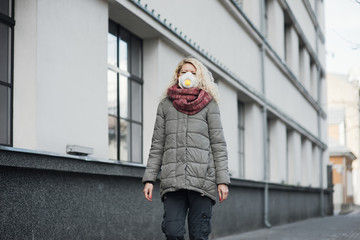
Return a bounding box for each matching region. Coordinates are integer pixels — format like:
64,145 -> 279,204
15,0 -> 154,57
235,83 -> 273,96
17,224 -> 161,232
162,57 -> 220,103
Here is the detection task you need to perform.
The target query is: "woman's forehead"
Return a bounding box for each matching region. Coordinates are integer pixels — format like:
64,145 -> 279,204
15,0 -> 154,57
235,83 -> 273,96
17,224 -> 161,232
181,63 -> 196,71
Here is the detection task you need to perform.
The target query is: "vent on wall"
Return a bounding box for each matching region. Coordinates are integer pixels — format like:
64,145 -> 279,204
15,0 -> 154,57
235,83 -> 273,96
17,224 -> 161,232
66,145 -> 93,156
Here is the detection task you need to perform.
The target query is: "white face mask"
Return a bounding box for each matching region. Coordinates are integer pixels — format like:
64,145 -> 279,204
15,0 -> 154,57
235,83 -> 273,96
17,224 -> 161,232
178,72 -> 199,89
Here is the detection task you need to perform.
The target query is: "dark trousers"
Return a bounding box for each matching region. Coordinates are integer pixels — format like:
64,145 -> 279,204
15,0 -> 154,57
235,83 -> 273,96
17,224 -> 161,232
162,190 -> 213,240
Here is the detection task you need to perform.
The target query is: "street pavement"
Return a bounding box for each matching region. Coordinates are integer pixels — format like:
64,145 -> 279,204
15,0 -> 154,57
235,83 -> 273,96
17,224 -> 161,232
215,207 -> 360,240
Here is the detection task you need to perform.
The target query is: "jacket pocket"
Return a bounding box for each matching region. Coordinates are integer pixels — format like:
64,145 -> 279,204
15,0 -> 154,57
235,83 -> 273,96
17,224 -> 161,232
206,152 -> 215,178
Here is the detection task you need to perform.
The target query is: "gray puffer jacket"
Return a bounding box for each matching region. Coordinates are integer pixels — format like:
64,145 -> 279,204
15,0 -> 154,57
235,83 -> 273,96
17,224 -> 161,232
142,98 -> 230,202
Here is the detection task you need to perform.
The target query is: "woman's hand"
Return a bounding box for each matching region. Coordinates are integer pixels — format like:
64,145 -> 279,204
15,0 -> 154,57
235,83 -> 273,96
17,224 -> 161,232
218,184 -> 229,203
143,182 -> 154,202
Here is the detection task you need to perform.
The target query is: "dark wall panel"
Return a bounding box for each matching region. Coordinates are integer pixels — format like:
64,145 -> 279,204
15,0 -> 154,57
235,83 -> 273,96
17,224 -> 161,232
0,150 -> 333,239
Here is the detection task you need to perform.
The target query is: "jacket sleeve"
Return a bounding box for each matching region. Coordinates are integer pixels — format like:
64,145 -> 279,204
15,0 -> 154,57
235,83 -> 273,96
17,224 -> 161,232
142,101 -> 166,184
207,101 -> 231,185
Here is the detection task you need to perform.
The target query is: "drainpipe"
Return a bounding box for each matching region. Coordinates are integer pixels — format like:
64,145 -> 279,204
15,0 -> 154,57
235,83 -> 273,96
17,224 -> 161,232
320,150 -> 324,216
260,0 -> 272,228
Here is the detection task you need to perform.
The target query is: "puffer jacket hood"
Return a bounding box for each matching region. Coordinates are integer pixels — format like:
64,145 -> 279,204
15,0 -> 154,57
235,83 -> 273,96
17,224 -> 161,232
142,98 -> 230,202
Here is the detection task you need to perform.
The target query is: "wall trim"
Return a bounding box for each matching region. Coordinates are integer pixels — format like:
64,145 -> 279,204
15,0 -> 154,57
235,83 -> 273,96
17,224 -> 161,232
0,146 -> 146,178
227,0 -> 326,117
0,147 -> 332,193
278,0 -> 325,75
126,0 -> 327,150
302,0 -> 325,43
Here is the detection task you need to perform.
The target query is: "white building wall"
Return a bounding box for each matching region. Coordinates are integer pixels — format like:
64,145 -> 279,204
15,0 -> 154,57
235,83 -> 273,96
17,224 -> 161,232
308,0 -> 316,10
318,38 -> 326,71
317,0 -> 325,38
11,0 -> 327,193
142,39 -> 160,166
244,103 -> 264,181
301,138 -> 312,186
287,0 -> 316,51
333,183 -> 343,214
14,0 -> 109,159
288,130 -> 302,185
322,150 -> 329,188
320,110 -> 329,188
267,0 -> 285,60
265,56 -> 318,136
285,25 -> 300,78
312,145 -> 320,188
316,0 -> 326,70
142,39 -> 185,165
310,64 -> 318,99
37,0 -> 108,158
321,117 -> 329,144
242,0 -> 262,31
218,81 -> 240,178
142,0 -> 263,93
13,0 -> 38,150
269,119 -> 287,183
299,47 -> 311,91
354,161 -> 360,205
347,170 -> 353,197
320,77 -> 327,112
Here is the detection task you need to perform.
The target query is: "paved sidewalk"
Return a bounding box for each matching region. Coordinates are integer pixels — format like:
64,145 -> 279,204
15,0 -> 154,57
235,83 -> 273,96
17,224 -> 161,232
215,207 -> 360,240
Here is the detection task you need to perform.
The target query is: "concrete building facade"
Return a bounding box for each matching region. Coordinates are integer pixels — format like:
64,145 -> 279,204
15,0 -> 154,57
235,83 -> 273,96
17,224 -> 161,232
327,72 -> 360,213
1,0 -> 332,239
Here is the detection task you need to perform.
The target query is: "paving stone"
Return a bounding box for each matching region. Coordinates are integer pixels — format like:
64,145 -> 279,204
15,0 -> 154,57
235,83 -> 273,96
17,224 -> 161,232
215,207 -> 360,240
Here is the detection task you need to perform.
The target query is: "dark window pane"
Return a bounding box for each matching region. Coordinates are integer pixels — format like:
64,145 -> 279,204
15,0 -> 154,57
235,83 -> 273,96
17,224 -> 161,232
237,101 -> 245,177
108,33 -> 117,67
131,36 -> 142,78
119,75 -> 129,118
0,85 -> 10,145
107,23 -> 143,163
108,116 -> 118,160
131,81 -> 142,122
107,70 -> 117,115
0,0 -> 10,17
109,21 -> 117,35
0,23 -> 10,84
131,123 -> 142,163
120,119 -> 130,161
0,86 -> 10,144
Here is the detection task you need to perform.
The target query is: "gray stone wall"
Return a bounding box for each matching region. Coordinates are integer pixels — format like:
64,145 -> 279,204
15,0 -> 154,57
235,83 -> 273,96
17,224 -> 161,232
0,149 -> 333,239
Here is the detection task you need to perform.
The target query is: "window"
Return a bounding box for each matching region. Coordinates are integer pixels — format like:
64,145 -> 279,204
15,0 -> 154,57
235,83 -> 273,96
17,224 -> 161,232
328,108 -> 346,146
284,10 -> 292,64
107,20 -> 143,163
237,101 -> 245,177
0,0 -> 14,146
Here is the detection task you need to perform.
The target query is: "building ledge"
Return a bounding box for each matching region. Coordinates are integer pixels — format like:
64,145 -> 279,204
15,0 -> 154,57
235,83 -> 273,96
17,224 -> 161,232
0,146 -> 332,194
0,146 -> 146,179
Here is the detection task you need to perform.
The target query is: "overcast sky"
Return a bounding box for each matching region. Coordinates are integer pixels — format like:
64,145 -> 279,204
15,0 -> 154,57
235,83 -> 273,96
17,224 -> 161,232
325,0 -> 360,75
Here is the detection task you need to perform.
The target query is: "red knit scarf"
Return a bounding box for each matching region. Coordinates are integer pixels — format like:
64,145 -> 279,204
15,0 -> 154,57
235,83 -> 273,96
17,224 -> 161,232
167,85 -> 212,115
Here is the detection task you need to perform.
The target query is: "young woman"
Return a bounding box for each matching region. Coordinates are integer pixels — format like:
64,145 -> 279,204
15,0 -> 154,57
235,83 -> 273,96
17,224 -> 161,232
142,57 -> 230,240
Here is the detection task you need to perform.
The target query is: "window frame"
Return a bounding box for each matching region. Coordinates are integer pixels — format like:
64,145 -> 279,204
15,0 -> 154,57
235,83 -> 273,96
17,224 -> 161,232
107,20 -> 143,163
0,0 -> 15,147
237,101 -> 245,178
